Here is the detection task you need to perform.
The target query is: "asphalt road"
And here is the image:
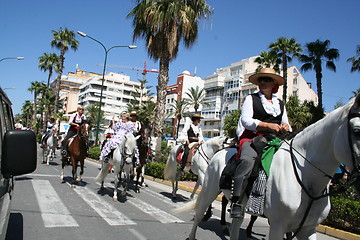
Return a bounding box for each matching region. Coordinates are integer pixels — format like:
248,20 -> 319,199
4,147 -> 341,240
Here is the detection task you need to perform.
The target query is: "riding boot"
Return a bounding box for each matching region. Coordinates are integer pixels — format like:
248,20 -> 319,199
219,154 -> 238,190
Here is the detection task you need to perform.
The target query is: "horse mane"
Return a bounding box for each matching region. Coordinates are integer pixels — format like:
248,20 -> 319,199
205,136 -> 222,148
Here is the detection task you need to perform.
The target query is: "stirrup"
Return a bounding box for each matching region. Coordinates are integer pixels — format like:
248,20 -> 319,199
230,203 -> 244,218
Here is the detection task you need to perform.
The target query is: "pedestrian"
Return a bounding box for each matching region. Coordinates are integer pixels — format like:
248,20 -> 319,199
230,68 -> 292,218
61,106 -> 87,156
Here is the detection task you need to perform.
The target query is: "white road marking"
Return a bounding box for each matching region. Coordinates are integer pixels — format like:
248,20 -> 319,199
32,179 -> 79,228
128,228 -> 148,240
128,197 -> 184,223
97,182 -> 184,223
71,184 -> 136,226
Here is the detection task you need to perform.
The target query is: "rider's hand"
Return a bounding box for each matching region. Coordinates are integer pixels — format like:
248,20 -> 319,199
280,123 -> 290,132
266,123 -> 282,132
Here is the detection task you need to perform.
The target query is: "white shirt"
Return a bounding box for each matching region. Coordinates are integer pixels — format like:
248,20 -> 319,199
236,92 -> 292,138
68,112 -> 87,125
178,117 -> 204,143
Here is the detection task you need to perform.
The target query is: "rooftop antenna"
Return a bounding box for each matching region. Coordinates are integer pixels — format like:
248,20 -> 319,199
194,66 -> 197,76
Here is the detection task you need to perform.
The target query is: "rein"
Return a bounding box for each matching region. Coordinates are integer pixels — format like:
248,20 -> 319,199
196,137 -> 233,164
282,110 -> 360,239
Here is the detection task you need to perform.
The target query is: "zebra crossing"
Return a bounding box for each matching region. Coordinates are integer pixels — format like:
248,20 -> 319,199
28,176 -> 190,229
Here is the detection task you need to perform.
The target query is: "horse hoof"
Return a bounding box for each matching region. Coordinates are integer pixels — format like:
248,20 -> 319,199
71,185 -> 76,188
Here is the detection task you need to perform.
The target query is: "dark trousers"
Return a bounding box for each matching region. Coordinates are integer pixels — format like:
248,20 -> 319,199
232,140 -> 258,200
181,145 -> 190,170
61,130 -> 77,150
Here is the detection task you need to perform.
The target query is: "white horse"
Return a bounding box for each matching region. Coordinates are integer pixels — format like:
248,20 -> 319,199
42,126 -> 57,165
178,94 -> 360,240
164,136 -> 232,199
96,133 -> 137,201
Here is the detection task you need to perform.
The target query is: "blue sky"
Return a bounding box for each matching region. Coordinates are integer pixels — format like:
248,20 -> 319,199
1,0 -> 359,115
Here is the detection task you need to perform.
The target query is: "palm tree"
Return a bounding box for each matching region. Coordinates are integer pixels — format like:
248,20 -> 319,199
50,27 -> 79,114
347,45 -> 360,72
351,88 -> 360,98
38,88 -> 56,132
254,50 -> 281,73
21,100 -> 33,129
285,96 -> 312,131
38,53 -> 61,87
128,0 -> 212,139
28,81 -> 46,130
185,86 -> 207,113
86,103 -> 103,129
269,37 -> 302,102
170,99 -> 189,138
299,39 -> 339,111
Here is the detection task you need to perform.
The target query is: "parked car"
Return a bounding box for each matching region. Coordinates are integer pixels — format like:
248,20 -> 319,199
0,88 -> 37,240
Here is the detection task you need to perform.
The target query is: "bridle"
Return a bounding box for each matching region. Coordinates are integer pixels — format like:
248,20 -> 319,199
284,110 -> 360,239
196,137 -> 234,164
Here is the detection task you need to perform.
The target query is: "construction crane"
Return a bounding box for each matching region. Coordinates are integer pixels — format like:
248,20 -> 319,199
97,61 -> 159,105
97,61 -> 159,76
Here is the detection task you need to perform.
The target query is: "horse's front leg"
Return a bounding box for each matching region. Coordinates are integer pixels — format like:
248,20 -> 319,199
77,159 -> 84,182
113,172 -> 119,201
71,158 -> 77,187
60,157 -> 66,181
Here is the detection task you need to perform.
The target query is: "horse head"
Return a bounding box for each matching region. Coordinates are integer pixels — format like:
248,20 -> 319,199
123,133 -> 137,164
139,125 -> 152,145
348,93 -> 360,193
79,121 -> 90,138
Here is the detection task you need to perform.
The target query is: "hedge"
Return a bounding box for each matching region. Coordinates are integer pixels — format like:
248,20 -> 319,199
323,196 -> 360,234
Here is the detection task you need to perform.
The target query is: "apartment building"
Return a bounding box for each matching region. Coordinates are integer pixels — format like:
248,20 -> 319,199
78,71 -> 144,127
164,71 -> 205,134
202,57 -> 318,137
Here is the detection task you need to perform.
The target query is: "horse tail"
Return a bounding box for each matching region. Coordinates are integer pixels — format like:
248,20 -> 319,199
95,162 -> 110,183
173,194 -> 201,214
164,146 -> 178,180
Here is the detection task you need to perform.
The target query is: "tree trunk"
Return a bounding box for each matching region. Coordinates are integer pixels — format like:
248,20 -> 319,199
153,56 -> 170,152
54,49 -> 65,114
154,56 -> 170,137
282,52 -> 288,102
315,67 -> 323,110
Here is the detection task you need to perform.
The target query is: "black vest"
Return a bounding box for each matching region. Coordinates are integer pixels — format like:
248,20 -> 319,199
251,93 -> 284,133
187,126 -> 199,143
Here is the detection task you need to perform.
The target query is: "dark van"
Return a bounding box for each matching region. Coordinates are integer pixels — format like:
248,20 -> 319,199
0,88 -> 37,239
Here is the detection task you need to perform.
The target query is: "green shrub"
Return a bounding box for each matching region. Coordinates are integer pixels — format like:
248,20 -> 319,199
88,145 -> 101,160
145,162 -> 165,179
323,196 -> 360,234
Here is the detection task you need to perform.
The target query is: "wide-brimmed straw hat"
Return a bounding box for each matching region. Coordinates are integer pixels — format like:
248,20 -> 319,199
130,111 -> 138,117
192,113 -> 203,119
249,68 -> 285,86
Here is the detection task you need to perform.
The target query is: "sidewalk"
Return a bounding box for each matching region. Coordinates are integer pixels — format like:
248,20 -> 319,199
144,175 -> 360,240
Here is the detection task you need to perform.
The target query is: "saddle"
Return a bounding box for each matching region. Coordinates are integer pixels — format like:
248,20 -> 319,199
175,142 -> 200,171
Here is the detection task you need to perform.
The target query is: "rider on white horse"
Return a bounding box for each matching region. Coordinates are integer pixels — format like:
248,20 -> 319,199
177,113 -> 204,173
229,68 -> 292,218
100,112 -> 140,166
41,117 -> 56,148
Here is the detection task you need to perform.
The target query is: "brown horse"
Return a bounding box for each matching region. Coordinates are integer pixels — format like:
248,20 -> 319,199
60,122 -> 90,187
135,125 -> 152,189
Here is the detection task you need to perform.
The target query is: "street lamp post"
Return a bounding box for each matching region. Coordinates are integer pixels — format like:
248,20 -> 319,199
77,31 -> 137,145
0,57 -> 24,62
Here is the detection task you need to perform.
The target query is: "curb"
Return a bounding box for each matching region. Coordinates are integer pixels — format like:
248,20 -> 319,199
144,175 -> 359,240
